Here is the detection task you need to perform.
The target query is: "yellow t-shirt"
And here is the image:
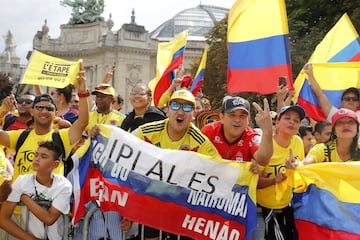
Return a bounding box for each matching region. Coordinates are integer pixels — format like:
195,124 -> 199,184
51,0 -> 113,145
257,135 -> 304,209
133,119 -> 221,159
307,140 -> 358,163
8,129 -> 72,181
88,110 -> 125,130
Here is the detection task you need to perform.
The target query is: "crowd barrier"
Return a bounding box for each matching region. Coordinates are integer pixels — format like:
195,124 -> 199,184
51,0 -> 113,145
2,201 -> 184,240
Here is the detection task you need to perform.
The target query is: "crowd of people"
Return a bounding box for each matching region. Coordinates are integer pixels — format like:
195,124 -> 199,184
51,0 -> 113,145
0,62 -> 358,240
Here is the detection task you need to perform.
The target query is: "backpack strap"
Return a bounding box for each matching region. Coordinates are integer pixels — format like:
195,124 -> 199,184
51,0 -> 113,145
16,129 -> 32,152
3,114 -> 18,131
51,131 -> 65,161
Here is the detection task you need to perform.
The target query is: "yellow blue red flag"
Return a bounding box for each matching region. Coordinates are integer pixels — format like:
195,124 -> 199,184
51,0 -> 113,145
190,48 -> 207,96
227,0 -> 292,94
294,13 -> 360,121
149,31 -> 188,106
69,125 -> 258,239
292,162 -> 360,240
21,50 -> 80,88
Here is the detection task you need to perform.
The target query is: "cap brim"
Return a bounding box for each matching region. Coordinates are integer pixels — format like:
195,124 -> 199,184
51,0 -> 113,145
224,106 -> 249,113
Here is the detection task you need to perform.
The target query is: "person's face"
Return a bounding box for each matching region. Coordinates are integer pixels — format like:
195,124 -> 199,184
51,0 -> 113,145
194,100 -> 204,117
302,131 -> 313,154
315,125 -> 332,143
130,85 -> 151,110
204,103 -> 211,111
17,94 -> 35,115
95,93 -> 113,113
112,100 -> 123,111
276,110 -> 301,136
50,88 -> 61,104
32,146 -> 59,172
167,100 -> 194,135
71,95 -> 79,109
31,101 -> 56,127
221,109 -> 249,140
341,93 -> 359,112
334,117 -> 358,139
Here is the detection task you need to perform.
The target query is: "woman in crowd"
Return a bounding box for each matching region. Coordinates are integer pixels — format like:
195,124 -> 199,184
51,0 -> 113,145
121,83 -> 166,132
257,105 -> 306,240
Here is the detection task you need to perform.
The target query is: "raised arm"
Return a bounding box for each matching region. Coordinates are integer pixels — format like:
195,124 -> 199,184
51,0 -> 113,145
68,61 -> 89,145
252,98 -> 273,166
303,63 -> 332,116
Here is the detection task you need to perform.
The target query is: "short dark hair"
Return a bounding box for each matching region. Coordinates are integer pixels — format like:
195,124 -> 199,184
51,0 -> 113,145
33,94 -> 56,109
314,121 -> 331,134
116,94 -> 124,104
56,85 -> 73,104
299,126 -> 313,138
38,141 -> 63,160
341,87 -> 359,100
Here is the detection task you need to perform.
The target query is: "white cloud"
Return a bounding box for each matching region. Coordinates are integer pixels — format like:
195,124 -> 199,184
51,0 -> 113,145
0,0 -> 234,64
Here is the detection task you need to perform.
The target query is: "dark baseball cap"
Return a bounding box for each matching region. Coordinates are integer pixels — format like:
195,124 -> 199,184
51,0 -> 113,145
221,96 -> 250,114
278,105 -> 306,120
33,94 -> 56,109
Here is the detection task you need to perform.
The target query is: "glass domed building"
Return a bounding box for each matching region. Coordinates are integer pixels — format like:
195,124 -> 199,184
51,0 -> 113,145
150,4 -> 229,41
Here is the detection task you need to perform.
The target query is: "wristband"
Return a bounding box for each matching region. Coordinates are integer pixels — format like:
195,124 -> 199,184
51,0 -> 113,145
78,91 -> 90,98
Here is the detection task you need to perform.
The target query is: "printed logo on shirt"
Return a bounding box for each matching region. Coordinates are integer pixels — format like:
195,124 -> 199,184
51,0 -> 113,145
235,152 -> 244,162
214,136 -> 222,143
237,140 -> 244,146
252,135 -> 261,144
180,145 -> 190,151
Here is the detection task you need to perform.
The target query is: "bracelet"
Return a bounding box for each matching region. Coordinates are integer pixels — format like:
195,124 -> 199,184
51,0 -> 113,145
78,91 -> 90,98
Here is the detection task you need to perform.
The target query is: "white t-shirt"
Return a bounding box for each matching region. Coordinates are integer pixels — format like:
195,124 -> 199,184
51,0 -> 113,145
7,174 -> 72,240
327,106 -> 360,143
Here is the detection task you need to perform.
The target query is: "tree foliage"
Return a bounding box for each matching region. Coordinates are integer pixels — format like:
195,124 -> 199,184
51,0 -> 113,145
197,0 -> 360,113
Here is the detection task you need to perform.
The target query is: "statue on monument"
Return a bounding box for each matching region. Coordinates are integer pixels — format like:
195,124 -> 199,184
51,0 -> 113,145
61,0 -> 105,24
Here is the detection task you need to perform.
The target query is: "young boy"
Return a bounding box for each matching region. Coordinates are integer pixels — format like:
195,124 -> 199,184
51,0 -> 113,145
0,141 -> 72,240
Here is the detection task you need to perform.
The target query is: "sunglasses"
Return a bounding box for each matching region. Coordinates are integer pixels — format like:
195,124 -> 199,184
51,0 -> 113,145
34,105 -> 55,112
342,96 -> 358,102
169,101 -> 193,112
17,98 -> 34,104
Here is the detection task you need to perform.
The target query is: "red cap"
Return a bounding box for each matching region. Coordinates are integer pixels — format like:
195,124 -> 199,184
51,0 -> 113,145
180,75 -> 192,88
331,108 -> 359,128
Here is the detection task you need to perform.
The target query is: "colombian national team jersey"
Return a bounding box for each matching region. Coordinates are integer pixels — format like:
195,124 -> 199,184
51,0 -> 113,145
133,119 -> 221,159
307,139 -> 358,163
201,121 -> 261,161
8,129 -> 72,181
257,135 -> 304,209
88,110 -> 125,129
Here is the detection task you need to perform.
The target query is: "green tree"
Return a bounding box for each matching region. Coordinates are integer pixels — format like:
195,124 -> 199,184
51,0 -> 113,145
197,1 -> 360,113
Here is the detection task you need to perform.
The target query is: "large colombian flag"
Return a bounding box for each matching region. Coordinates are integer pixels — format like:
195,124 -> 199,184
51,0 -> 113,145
190,48 -> 208,96
149,31 -> 188,107
227,0 -> 292,94
291,162 -> 360,240
69,125 -> 258,240
294,13 -> 360,121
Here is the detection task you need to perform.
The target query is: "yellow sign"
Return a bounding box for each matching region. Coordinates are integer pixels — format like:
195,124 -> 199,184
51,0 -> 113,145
21,50 -> 80,88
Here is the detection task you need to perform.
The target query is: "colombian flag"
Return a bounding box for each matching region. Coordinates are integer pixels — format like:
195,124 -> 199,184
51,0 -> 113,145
294,13 -> 360,121
149,31 -> 188,107
190,48 -> 207,96
227,0 -> 292,94
292,162 -> 360,240
69,125 -> 258,239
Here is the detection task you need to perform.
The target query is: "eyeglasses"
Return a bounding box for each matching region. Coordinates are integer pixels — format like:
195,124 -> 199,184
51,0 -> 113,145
34,105 -> 55,112
17,98 -> 34,104
169,101 -> 193,112
342,96 -> 358,102
130,92 -> 147,96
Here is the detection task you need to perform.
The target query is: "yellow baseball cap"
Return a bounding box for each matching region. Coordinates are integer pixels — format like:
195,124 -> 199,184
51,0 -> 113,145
170,89 -> 195,106
91,84 -> 116,97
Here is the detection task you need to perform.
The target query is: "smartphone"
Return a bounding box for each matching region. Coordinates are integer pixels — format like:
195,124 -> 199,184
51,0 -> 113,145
279,76 -> 287,87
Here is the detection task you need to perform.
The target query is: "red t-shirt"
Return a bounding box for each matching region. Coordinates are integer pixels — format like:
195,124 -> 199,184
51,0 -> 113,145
201,121 -> 261,161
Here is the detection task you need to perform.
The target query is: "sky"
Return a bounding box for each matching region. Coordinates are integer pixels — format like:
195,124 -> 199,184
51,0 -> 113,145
0,0 -> 235,64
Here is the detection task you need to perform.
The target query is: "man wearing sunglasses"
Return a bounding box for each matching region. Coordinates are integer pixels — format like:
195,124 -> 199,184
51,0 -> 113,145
0,63 -> 89,185
132,89 -> 220,240
304,63 -> 360,142
0,92 -> 35,130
